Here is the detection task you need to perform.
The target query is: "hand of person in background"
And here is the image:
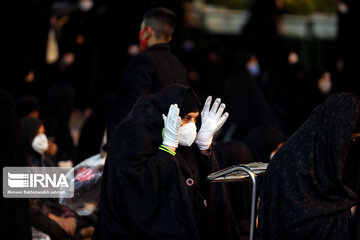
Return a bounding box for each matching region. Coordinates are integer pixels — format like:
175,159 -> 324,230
162,104 -> 181,152
195,96 -> 229,151
47,138 -> 58,157
48,213 -> 77,236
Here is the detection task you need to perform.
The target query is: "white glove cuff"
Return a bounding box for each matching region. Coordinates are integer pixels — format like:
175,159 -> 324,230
195,135 -> 213,151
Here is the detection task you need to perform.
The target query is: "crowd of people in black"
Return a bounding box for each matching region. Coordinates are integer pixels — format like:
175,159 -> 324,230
1,0 -> 360,239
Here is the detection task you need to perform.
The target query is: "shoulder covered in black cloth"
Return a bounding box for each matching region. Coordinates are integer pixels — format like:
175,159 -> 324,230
259,93 -> 360,240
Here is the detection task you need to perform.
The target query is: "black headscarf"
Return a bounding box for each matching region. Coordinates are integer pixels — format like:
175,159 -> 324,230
20,116 -> 43,147
16,95 -> 40,118
259,93 -> 360,240
117,84 -> 201,165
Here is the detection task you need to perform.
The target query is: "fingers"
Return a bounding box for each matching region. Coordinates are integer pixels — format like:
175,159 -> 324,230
214,103 -> 225,119
202,96 -> 212,115
175,116 -> 181,130
165,104 -> 180,126
216,112 -> 229,131
209,98 -> 221,116
166,105 -> 173,124
171,104 -> 180,126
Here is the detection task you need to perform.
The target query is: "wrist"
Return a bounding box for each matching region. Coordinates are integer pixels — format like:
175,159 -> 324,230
159,145 -> 176,156
164,145 -> 176,152
200,149 -> 210,155
195,135 -> 213,151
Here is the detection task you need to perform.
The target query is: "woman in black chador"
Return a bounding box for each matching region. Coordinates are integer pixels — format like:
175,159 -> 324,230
94,84 -> 243,239
258,93 -> 360,239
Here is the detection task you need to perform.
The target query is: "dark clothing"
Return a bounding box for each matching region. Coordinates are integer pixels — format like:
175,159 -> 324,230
76,94 -> 115,164
0,90 -> 32,240
108,44 -> 188,143
95,85 -> 241,239
61,6 -> 103,109
43,82 -> 75,161
269,61 -> 307,135
118,43 -> 188,118
223,67 -> 283,139
244,126 -> 287,163
259,93 -> 360,240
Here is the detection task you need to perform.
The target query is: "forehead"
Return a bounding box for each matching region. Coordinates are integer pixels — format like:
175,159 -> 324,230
183,112 -> 199,118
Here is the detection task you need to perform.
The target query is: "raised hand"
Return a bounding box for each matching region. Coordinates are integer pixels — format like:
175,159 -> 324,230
162,104 -> 181,149
195,96 -> 229,150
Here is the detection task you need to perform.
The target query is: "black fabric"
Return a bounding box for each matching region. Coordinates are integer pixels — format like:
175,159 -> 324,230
118,43 -> 188,118
20,116 -> 43,146
43,82 -> 75,161
179,90 -> 201,117
107,43 -> 188,143
76,93 -> 115,164
244,125 -> 287,163
223,63 -> 283,139
268,60 -> 307,135
0,90 -> 32,240
259,93 -> 360,240
214,140 -> 253,166
94,84 -> 241,239
214,140 -> 255,233
16,95 -> 41,118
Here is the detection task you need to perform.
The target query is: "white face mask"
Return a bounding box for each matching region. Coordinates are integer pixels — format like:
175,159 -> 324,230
32,134 -> 49,155
179,122 -> 197,146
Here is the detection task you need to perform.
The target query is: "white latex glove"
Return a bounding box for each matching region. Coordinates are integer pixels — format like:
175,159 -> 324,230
162,104 -> 181,148
195,96 -> 229,150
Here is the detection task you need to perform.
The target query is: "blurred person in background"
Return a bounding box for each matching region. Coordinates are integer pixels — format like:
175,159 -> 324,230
241,0 -> 284,73
107,7 -> 188,145
20,116 -> 57,167
268,50 -> 307,135
20,116 -> 96,239
61,0 -> 103,110
303,69 -> 335,117
223,51 -> 283,139
43,82 -> 75,162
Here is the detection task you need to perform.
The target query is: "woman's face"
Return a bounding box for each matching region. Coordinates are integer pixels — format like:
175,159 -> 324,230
180,112 -> 199,127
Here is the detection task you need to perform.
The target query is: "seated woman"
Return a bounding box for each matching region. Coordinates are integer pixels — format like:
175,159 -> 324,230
258,93 -> 360,240
20,116 -> 95,240
94,84 -> 243,239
